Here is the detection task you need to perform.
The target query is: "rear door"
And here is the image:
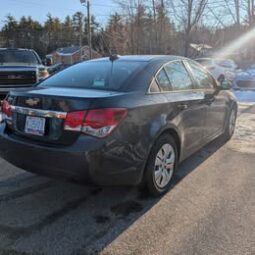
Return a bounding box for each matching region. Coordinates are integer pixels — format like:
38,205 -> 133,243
186,60 -> 227,139
156,61 -> 206,158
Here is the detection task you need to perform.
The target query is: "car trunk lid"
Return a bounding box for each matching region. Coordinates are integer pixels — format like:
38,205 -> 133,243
6,87 -> 124,145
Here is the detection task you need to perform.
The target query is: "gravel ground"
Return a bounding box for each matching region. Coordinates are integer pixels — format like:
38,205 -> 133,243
0,93 -> 254,255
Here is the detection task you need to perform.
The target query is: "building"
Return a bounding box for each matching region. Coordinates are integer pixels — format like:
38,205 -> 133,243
46,46 -> 101,65
189,43 -> 213,58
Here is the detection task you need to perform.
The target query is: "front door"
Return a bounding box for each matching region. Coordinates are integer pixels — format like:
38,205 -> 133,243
186,60 -> 227,139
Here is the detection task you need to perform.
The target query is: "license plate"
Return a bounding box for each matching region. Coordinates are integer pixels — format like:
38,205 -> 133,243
25,116 -> 46,136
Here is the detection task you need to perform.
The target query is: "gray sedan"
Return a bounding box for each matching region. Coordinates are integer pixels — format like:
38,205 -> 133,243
233,65 -> 255,90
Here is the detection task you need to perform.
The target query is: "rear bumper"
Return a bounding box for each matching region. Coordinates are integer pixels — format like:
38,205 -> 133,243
0,124 -> 144,186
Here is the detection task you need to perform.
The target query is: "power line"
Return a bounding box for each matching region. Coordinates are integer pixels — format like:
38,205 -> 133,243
91,0 -> 243,10
6,0 -> 246,12
2,0 -> 249,28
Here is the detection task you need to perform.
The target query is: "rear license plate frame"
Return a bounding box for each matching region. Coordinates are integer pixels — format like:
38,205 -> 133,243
24,116 -> 46,136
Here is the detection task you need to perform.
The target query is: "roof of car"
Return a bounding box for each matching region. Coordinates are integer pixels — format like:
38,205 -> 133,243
90,55 -> 188,63
0,48 -> 34,51
57,46 -> 81,55
195,58 -> 213,60
196,57 -> 234,61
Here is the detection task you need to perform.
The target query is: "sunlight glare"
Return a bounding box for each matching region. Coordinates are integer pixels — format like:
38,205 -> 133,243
213,27 -> 255,58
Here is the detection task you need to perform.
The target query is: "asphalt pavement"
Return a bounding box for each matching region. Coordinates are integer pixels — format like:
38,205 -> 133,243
0,91 -> 255,255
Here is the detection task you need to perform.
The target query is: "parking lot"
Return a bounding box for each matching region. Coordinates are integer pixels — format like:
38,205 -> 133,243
0,91 -> 254,255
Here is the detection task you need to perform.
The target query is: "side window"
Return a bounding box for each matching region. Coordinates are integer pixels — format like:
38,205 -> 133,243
149,78 -> 161,93
164,61 -> 193,91
188,61 -> 215,89
156,69 -> 171,91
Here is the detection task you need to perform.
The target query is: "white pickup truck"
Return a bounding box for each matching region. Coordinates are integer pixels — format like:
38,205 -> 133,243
0,48 -> 49,98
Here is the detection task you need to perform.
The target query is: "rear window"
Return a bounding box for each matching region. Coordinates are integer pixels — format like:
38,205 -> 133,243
40,60 -> 146,91
0,50 -> 40,65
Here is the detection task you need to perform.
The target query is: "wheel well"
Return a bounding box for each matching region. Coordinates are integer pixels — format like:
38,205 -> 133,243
160,129 -> 181,160
229,102 -> 238,118
232,102 -> 238,112
141,128 -> 181,185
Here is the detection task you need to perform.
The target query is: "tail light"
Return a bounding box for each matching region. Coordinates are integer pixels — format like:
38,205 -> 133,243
38,69 -> 49,80
64,108 -> 128,138
2,100 -> 12,119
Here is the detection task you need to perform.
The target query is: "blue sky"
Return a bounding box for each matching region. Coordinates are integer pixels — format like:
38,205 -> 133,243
0,0 -> 117,27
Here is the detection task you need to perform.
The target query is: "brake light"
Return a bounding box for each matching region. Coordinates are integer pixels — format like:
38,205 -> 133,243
64,111 -> 87,132
2,100 -> 12,119
64,108 -> 128,138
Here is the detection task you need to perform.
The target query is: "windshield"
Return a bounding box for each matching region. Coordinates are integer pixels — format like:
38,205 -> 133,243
0,50 -> 40,65
215,59 -> 235,68
40,60 -> 146,91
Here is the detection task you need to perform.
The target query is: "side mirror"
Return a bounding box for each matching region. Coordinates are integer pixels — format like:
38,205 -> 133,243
217,75 -> 225,84
44,58 -> 53,66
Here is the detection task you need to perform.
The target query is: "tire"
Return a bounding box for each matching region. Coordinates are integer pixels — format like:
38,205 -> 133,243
224,106 -> 237,140
144,134 -> 178,197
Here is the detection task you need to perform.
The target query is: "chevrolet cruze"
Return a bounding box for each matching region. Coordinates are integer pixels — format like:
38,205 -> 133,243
0,55 -> 237,196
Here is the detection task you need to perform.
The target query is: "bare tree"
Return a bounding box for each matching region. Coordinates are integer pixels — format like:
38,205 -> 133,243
247,0 -> 255,26
152,0 -> 159,51
105,13 -> 127,54
114,0 -> 176,54
223,0 -> 241,27
234,0 -> 240,26
169,0 -> 208,56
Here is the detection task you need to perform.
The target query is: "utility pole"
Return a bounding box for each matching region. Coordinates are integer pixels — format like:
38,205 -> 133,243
87,0 -> 92,59
80,0 -> 92,59
79,18 -> 83,61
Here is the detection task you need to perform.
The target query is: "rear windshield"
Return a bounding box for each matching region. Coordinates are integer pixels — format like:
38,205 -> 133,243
40,60 -> 146,91
0,50 -> 40,65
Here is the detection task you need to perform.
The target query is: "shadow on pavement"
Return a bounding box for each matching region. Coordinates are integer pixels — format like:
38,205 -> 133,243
0,136 -> 226,255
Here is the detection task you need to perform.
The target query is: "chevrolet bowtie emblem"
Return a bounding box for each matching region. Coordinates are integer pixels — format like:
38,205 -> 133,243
25,98 -> 40,107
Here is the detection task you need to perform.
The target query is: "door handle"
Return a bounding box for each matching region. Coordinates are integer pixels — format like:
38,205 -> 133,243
177,104 -> 188,110
204,94 -> 215,104
204,94 -> 214,100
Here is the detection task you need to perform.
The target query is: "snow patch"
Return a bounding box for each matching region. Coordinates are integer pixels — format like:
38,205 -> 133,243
228,113 -> 255,154
234,90 -> 255,103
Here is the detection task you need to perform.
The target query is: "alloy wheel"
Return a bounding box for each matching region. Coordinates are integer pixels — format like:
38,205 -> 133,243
154,143 -> 175,189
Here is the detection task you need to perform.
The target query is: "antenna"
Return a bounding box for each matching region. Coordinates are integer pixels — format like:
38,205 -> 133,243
109,54 -> 120,61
